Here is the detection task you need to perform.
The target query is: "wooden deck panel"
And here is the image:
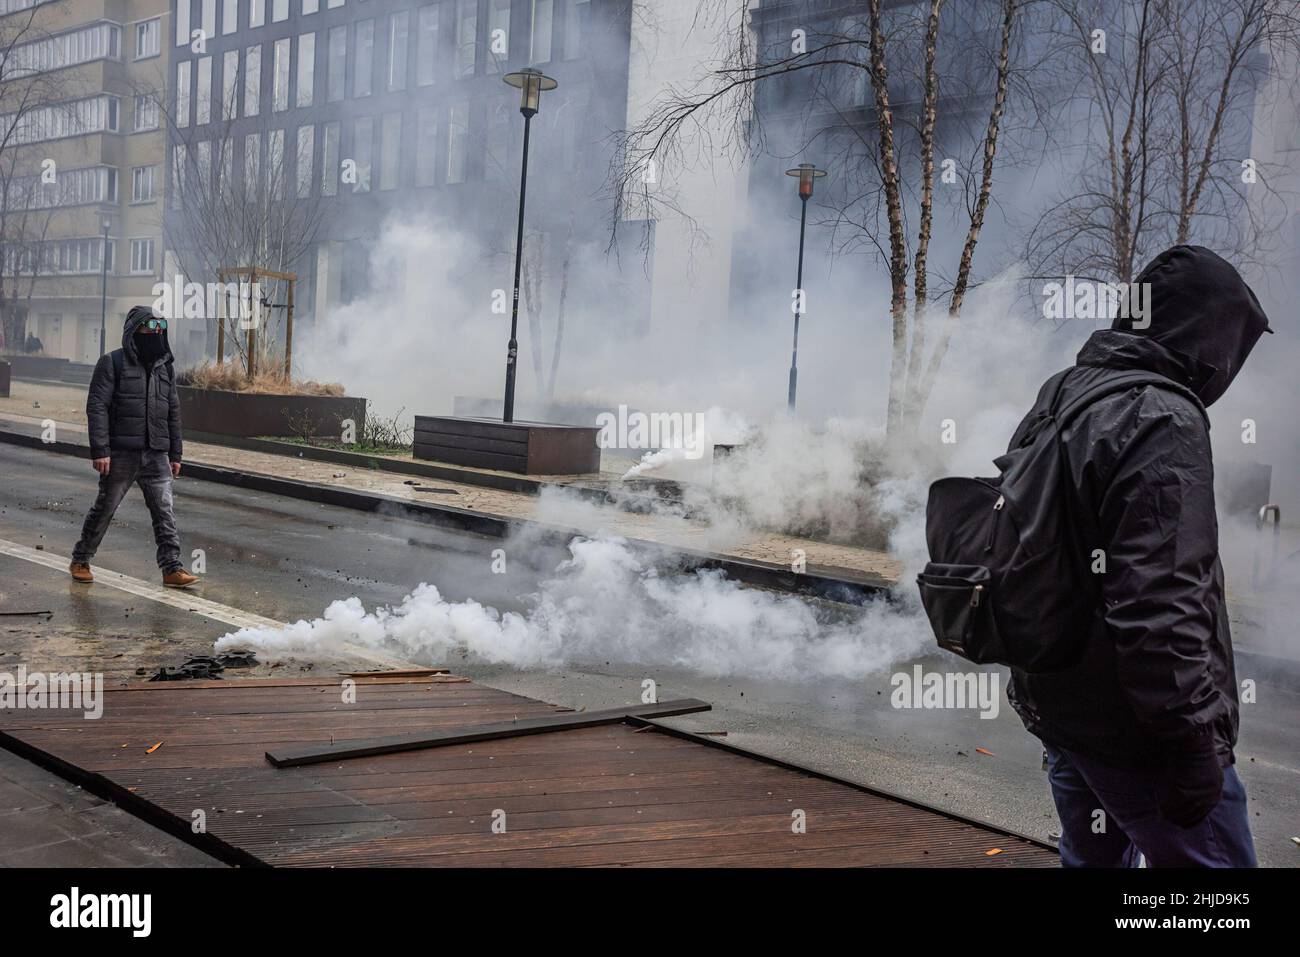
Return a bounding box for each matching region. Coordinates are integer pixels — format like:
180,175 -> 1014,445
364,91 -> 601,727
0,675 -> 1057,868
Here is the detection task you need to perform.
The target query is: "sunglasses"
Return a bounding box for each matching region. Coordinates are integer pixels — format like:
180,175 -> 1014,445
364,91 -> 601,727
140,318 -> 168,331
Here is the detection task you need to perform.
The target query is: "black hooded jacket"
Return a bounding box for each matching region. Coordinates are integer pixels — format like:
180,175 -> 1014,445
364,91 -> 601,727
86,306 -> 182,462
1006,246 -> 1271,768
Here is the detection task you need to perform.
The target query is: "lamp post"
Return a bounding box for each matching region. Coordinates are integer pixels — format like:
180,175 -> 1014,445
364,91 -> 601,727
500,67 -> 557,423
98,216 -> 111,357
783,163 -> 825,412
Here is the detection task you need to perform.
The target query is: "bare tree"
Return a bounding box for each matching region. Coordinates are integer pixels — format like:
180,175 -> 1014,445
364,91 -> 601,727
609,0 -> 1033,439
133,57 -> 326,372
1027,0 -> 1300,285
0,9 -> 72,352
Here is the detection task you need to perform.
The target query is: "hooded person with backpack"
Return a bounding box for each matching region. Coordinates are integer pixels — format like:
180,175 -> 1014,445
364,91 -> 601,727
918,245 -> 1271,867
69,306 -> 199,589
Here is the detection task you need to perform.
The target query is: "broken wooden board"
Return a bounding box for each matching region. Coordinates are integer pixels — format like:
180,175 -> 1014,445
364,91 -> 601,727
265,698 -> 712,768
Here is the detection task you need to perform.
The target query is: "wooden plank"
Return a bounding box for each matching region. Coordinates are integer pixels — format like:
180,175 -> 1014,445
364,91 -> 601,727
413,443 -> 526,472
0,677 -> 1057,868
107,674 -> 462,691
413,431 -> 529,455
413,416 -> 535,442
265,699 -> 712,768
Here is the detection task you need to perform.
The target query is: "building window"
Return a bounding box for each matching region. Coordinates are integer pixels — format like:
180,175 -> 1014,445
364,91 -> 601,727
130,239 -> 155,275
388,12 -> 408,92
250,0 -> 265,29
487,0 -> 510,74
245,45 -> 261,117
563,0 -> 588,60
218,138 -> 233,193
267,128 -> 285,198
3,165 -> 120,211
133,93 -> 159,131
272,37 -> 290,111
177,0 -> 190,46
455,0 -> 476,78
223,0 -> 238,33
31,238 -> 117,275
327,0 -> 343,8
8,22 -> 122,75
303,0 -> 319,14
354,20 -> 373,97
131,165 -> 155,202
446,102 -> 467,183
222,49 -> 239,120
196,140 -> 212,192
172,145 -> 187,209
196,55 -> 213,125
136,18 -> 161,59
321,120 -> 339,196
176,61 -> 191,128
2,239 -> 120,276
272,0 -> 288,23
414,107 -> 437,186
244,132 -> 261,200
379,111 -> 400,190
530,0 -> 553,63
327,26 -> 346,102
296,124 -> 314,197
485,99 -> 510,182
201,0 -> 216,39
0,95 -> 120,145
352,115 -> 372,192
416,5 -> 439,86
7,95 -> 116,141
297,33 -> 315,107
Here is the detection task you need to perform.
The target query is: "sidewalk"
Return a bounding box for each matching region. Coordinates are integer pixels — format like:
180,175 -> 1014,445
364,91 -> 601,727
0,748 -> 221,867
0,379 -> 902,593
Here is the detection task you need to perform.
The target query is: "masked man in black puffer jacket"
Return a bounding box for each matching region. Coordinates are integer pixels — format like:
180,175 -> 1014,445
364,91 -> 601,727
70,306 -> 199,588
1007,246 -> 1270,867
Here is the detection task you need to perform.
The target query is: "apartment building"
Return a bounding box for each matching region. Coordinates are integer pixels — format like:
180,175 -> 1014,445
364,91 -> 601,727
0,0 -> 170,363
163,0 -> 638,364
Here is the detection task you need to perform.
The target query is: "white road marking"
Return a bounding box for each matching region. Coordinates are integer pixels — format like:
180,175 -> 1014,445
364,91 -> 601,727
0,536 -> 412,668
0,536 -> 279,629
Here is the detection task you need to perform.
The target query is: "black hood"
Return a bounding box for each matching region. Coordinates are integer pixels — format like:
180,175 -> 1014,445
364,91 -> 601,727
122,305 -> 173,367
1102,245 -> 1271,407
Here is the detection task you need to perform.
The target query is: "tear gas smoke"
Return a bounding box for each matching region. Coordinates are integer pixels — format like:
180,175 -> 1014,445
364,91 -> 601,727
216,533 -> 934,681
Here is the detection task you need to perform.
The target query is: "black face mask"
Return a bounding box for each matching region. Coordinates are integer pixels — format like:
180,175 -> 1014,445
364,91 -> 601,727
134,332 -> 166,365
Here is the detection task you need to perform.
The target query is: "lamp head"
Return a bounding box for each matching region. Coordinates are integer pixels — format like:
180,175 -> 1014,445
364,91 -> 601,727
504,68 -> 558,117
785,162 -> 826,199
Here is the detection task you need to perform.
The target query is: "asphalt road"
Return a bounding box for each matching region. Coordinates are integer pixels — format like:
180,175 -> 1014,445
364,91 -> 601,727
1,441 -> 1296,866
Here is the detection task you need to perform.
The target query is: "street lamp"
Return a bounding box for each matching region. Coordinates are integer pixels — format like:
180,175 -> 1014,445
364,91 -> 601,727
98,215 -> 112,357
783,163 -> 825,412
500,67 -> 557,423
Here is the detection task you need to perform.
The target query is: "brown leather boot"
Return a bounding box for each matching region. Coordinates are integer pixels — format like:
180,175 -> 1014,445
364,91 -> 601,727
162,569 -> 199,589
69,562 -> 93,583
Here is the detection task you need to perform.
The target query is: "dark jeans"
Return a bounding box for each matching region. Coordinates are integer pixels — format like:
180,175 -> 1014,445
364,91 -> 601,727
72,449 -> 182,573
1045,743 -> 1256,868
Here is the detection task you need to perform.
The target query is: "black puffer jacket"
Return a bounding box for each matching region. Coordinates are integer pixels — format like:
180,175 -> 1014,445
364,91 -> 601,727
1006,246 -> 1271,768
86,306 -> 182,462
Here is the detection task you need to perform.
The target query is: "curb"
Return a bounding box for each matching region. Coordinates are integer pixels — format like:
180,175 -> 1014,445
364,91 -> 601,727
0,426 -> 894,605
182,429 -> 656,506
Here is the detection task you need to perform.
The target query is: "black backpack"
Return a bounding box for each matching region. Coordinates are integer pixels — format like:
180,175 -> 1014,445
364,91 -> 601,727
916,367 -> 1204,673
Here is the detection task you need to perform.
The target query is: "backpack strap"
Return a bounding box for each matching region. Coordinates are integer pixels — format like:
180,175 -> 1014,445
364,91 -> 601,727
111,348 -> 124,386
1053,369 -> 1207,433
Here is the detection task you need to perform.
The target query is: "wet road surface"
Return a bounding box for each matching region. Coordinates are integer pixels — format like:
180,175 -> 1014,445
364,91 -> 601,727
2,442 -> 1296,865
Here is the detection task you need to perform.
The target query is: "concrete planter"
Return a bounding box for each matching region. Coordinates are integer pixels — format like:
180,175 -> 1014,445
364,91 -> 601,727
414,415 -> 600,475
2,354 -> 69,380
178,386 -> 366,439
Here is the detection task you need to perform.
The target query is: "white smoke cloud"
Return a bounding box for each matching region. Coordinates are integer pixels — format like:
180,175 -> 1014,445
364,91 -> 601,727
216,533 -> 933,681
